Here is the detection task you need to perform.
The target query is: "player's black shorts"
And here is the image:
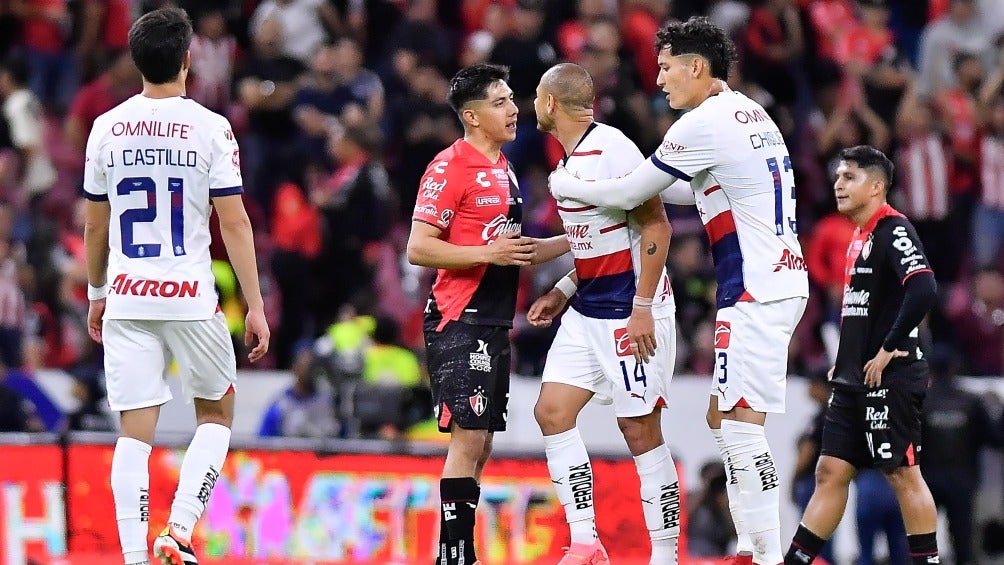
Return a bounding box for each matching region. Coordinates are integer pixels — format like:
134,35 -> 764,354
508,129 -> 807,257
424,321 -> 511,433
821,386 -> 925,470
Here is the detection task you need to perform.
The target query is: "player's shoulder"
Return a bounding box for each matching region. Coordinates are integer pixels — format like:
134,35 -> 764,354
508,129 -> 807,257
181,98 -> 231,131
425,139 -> 475,174
590,122 -> 641,152
872,207 -> 918,239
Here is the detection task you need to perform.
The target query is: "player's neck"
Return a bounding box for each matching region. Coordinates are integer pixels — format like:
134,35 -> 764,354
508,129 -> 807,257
851,199 -> 887,228
555,116 -> 594,158
141,78 -> 186,99
463,133 -> 504,164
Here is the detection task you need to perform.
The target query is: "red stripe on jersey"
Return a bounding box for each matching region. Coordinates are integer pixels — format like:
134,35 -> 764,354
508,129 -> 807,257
557,203 -> 597,212
905,442 -> 916,466
704,211 -> 737,245
736,397 -> 751,408
599,222 -> 628,234
576,249 -> 633,279
901,268 -> 933,285
703,185 -> 722,196
570,149 -> 603,156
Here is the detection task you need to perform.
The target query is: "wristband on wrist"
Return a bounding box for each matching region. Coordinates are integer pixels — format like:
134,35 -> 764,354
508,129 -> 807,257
632,295 -> 653,309
554,275 -> 577,299
87,283 -> 108,301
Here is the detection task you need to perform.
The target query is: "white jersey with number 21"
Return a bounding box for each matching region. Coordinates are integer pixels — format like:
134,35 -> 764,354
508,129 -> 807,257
82,95 -> 243,321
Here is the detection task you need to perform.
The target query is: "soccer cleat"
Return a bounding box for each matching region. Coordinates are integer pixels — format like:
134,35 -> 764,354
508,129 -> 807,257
153,525 -> 198,565
557,540 -> 610,564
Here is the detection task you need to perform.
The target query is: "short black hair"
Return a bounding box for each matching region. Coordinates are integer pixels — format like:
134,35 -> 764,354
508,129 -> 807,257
654,16 -> 737,81
446,63 -> 510,114
128,7 -> 193,85
839,145 -> 895,189
373,315 -> 401,345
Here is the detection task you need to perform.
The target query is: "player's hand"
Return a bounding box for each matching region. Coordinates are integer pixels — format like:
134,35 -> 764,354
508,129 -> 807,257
87,298 -> 105,344
626,307 -> 657,363
862,347 -> 907,388
484,231 -> 536,266
548,165 -> 572,200
527,288 -> 567,328
244,308 -> 270,363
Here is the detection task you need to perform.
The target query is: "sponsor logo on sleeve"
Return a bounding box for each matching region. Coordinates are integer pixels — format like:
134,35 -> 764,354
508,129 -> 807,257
438,209 -> 454,228
414,203 -> 438,218
714,321 -> 731,349
420,176 -> 447,200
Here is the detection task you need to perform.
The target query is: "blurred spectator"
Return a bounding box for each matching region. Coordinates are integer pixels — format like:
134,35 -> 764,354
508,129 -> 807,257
620,0 -> 669,95
270,181 -> 322,369
917,0 -> 994,98
0,53 -> 55,207
0,235 -> 26,368
64,50 -> 140,152
947,268 -> 1004,375
555,0 -> 612,61
0,362 -> 44,431
249,0 -> 342,64
790,373 -> 835,565
974,94 -> 1004,269
921,351 -> 1004,565
488,0 -> 557,102
742,0 -> 805,109
235,16 -> 304,215
258,342 -> 339,438
309,125 -> 393,328
667,233 -> 715,339
806,0 -> 856,62
11,0 -> 78,112
459,1 -> 510,68
362,315 -> 421,388
854,468 -> 908,565
686,459 -> 736,557
65,371 -> 114,432
386,64 -> 461,219
188,8 -> 237,114
331,37 -> 384,126
893,95 -> 953,281
381,0 -> 455,76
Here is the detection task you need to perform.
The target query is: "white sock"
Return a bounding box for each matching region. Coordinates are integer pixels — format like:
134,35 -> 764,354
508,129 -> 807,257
168,423 -> 231,539
720,420 -> 782,565
711,427 -> 753,555
543,428 -> 597,544
633,444 -> 680,565
111,437 -> 152,565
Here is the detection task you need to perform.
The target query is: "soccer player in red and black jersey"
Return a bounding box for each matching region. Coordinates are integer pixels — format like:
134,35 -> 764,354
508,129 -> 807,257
784,145 -> 941,565
406,63 -> 569,565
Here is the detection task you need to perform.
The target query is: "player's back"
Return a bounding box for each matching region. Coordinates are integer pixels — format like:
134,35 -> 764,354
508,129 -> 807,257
558,122 -> 672,319
659,90 -> 808,308
83,95 -> 242,321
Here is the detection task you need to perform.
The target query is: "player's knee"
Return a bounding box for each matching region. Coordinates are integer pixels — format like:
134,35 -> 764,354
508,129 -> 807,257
881,466 -> 921,494
533,397 -> 574,434
814,458 -> 853,490
617,415 -> 661,453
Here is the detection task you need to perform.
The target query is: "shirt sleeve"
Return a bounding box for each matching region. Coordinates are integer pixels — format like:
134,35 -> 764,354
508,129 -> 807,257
649,107 -> 717,182
882,217 -> 933,283
208,118 -> 244,197
81,123 -> 108,201
412,158 -> 463,231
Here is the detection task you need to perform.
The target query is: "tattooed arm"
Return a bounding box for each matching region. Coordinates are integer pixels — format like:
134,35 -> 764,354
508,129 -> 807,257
629,196 -> 672,300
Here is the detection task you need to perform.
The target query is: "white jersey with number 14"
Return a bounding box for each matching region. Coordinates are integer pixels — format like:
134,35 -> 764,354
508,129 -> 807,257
82,95 -> 242,321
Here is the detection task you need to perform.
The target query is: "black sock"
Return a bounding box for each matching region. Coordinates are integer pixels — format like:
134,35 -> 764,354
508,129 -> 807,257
438,477 -> 480,564
908,532 -> 939,564
784,524 -> 826,564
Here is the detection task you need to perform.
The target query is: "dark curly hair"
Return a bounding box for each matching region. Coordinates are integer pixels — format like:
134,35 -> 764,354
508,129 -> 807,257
446,63 -> 510,114
654,16 -> 737,81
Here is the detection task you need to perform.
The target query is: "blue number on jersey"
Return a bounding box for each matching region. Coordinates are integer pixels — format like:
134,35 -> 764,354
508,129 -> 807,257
116,176 -> 185,258
766,156 -> 797,236
619,360 -> 648,391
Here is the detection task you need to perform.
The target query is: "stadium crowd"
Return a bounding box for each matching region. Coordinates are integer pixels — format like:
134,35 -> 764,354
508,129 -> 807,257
0,0 -> 1001,417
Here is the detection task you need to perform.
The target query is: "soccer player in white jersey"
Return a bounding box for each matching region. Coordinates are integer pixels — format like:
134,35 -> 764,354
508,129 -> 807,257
527,63 -> 681,565
82,8 -> 269,565
549,17 -> 809,565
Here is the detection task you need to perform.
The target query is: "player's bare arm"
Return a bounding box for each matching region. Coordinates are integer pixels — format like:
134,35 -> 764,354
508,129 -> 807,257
626,196 -> 672,363
213,194 -> 270,362
550,156 -> 681,211
528,234 -> 570,264
83,199 -> 111,344
407,220 -> 536,268
527,269 -> 578,328
660,178 -> 696,205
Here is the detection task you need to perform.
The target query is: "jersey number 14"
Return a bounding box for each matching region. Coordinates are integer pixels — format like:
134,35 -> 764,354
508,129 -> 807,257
117,176 -> 186,259
766,156 -> 797,236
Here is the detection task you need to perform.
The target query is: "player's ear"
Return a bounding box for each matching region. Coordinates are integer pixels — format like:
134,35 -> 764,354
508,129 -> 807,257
182,50 -> 191,73
691,56 -> 703,78
461,106 -> 478,129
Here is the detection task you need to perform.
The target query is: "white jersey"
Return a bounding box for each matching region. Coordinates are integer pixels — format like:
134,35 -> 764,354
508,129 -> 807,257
651,90 -> 808,308
549,88 -> 809,310
558,122 -> 673,320
82,95 -> 243,320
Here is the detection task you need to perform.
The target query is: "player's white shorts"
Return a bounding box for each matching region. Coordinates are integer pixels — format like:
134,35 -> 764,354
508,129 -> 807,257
542,307 -> 677,418
711,296 -> 807,413
102,313 -> 237,412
